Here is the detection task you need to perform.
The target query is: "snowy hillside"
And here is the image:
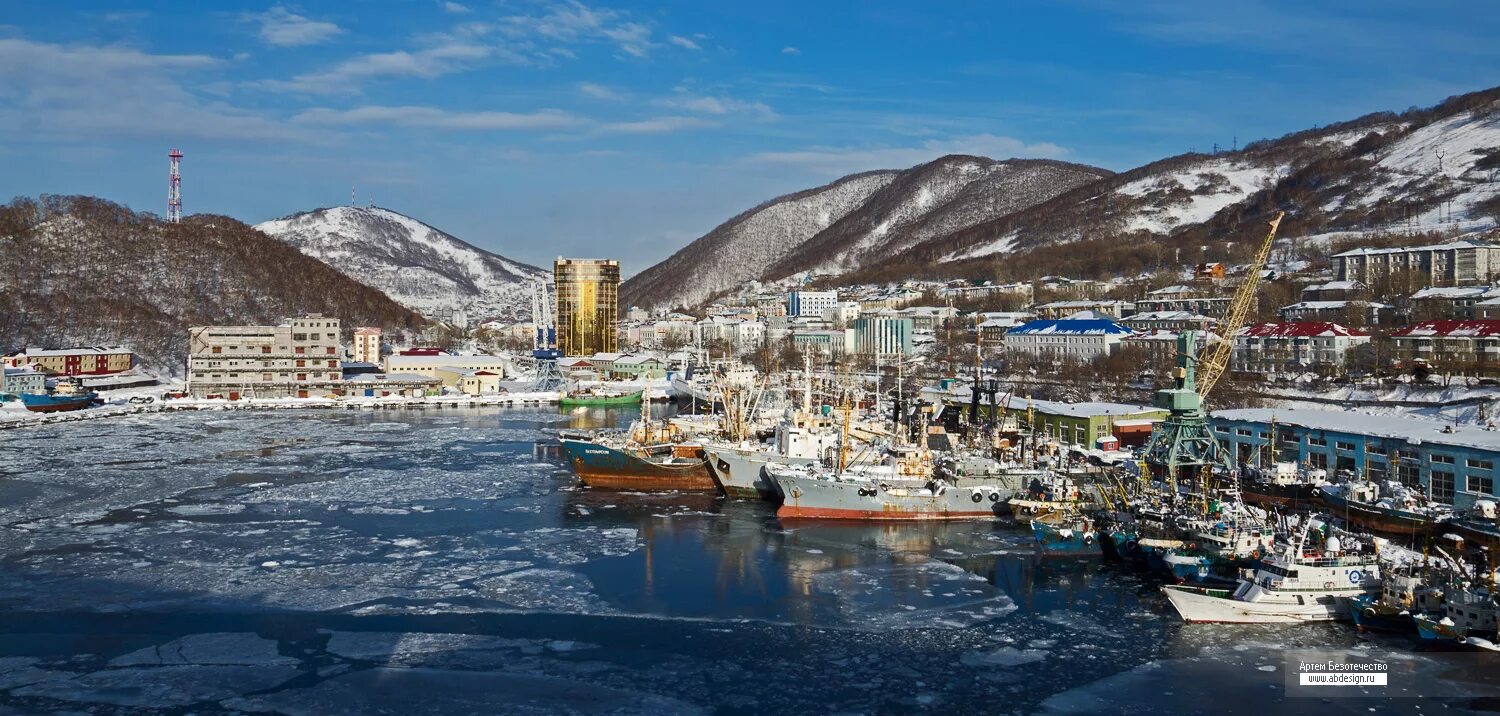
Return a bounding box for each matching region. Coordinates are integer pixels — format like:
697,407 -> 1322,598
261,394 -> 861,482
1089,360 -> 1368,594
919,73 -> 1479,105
620,171 -> 899,311
255,206 -> 547,323
888,86 -> 1500,278
769,156 -> 1108,277
0,196 -> 425,371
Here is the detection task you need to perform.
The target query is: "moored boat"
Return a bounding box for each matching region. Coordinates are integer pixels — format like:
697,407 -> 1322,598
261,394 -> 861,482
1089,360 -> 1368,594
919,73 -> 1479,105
559,388 -> 644,407
1161,522 -> 1381,624
1031,512 -> 1099,557
19,391 -> 99,413
559,435 -> 715,490
770,464 -> 1006,521
1320,480 -> 1450,536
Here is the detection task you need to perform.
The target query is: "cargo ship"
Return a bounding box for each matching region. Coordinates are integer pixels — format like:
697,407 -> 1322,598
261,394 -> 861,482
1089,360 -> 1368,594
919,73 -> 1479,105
559,435 -> 716,491
19,391 -> 99,413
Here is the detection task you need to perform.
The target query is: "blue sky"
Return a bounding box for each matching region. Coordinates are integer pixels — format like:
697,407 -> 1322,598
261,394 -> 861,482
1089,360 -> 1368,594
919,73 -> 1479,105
2,1 -> 1498,275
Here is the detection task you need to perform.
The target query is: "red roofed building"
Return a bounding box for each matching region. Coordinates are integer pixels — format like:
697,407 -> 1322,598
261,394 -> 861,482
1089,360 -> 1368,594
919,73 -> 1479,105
1233,322 -> 1370,375
1392,320 -> 1500,374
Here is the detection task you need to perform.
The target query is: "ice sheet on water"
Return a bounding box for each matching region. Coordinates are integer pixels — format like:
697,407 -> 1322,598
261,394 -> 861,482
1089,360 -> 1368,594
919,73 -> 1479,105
1036,610 -> 1123,639
109,633 -> 299,667
222,667 -> 707,716
473,568 -> 620,615
807,559 -> 1017,630
12,664 -> 303,708
490,526 -> 641,566
960,646 -> 1049,667
325,631 -> 600,665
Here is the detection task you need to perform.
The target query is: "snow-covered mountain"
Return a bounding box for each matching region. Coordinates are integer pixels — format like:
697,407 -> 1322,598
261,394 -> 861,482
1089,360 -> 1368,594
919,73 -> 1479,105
626,86 -> 1500,303
620,158 -> 1108,311
895,87 -> 1500,276
620,171 -> 901,312
766,156 -> 1108,277
255,206 -> 547,323
0,196 -> 425,371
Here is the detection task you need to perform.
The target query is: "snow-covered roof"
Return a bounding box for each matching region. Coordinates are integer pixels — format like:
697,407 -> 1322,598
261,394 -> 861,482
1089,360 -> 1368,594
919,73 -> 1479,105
385,355 -> 509,367
11,346 -> 131,358
1007,318 -> 1134,336
1305,280 -> 1365,292
589,352 -> 625,362
1332,239 -> 1497,258
1002,395 -> 1163,419
1280,300 -> 1391,310
1392,320 -> 1500,339
1148,285 -> 1196,295
615,355 -> 664,366
1035,300 -> 1130,309
1122,310 -> 1213,322
1411,286 -> 1500,300
1214,408 -> 1500,454
1237,322 -> 1367,338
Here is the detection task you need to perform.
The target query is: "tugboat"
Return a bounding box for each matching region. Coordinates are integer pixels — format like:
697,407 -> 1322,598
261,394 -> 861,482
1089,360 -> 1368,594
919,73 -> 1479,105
1320,478 -> 1451,536
19,378 -> 99,413
1161,518 -> 1381,623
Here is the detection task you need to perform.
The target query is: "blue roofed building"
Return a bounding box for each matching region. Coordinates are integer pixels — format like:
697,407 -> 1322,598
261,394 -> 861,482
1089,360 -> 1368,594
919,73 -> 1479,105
1003,311 -> 1137,361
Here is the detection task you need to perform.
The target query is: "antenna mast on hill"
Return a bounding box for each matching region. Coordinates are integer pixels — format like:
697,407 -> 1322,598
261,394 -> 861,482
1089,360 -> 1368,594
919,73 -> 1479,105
167,149 -> 183,223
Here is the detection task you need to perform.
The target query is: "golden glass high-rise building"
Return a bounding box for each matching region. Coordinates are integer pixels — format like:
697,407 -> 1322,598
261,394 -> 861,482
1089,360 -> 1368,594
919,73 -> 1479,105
554,258 -> 620,356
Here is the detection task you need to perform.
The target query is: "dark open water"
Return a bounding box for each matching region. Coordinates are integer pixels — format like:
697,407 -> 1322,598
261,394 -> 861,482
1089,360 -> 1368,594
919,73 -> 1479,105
0,406 -> 1493,714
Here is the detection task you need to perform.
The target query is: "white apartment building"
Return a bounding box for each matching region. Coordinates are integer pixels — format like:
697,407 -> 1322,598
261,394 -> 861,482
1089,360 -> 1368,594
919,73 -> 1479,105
787,290 -> 838,318
352,327 -> 382,364
187,315 -> 344,399
1333,240 -> 1500,286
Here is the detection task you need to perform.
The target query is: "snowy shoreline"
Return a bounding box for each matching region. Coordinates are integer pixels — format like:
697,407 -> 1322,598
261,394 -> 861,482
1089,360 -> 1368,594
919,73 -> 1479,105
0,387 -> 678,431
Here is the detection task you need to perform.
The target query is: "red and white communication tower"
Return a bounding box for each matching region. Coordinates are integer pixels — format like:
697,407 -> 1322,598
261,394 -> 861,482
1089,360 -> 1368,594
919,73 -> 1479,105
167,148 -> 184,223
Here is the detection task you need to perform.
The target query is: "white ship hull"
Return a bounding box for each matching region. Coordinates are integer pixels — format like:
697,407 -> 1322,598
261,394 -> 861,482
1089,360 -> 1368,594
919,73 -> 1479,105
1161,585 -> 1358,624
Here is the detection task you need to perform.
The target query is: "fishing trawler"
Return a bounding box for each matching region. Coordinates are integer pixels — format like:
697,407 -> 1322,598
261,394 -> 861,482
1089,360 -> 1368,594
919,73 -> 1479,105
1161,519 -> 1381,623
1320,478 -> 1451,536
559,389 -> 715,490
770,462 -> 1009,520
1349,568 -> 1450,633
1446,500 -> 1500,551
1413,585 -> 1497,644
1238,462 -> 1327,507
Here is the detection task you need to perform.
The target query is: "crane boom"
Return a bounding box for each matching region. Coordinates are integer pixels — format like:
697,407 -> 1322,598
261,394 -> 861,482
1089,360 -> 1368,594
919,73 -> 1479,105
1196,210 -> 1285,398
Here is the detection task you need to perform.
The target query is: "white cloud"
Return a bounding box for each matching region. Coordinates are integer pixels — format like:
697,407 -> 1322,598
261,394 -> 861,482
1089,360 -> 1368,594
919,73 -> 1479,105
668,35 -> 700,51
747,134 -> 1069,175
594,115 -> 716,135
577,81 -> 623,100
653,93 -> 775,119
263,42 -> 495,93
781,46 -> 800,55
251,6 -> 343,47
293,105 -> 584,130
441,1 -> 471,14
502,1 -> 657,58
0,37 -> 311,142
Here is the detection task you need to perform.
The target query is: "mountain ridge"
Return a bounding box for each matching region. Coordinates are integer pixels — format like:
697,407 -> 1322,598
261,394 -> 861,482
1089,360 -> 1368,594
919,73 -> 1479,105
255,205 -> 547,324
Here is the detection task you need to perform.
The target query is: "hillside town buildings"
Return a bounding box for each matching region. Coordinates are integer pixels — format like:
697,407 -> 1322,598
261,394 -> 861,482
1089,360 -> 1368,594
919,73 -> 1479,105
1232,322 -> 1370,375
1333,240 -> 1500,286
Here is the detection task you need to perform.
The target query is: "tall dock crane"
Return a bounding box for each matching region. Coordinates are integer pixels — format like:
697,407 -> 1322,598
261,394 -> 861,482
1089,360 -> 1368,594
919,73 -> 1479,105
1142,211 -> 1286,479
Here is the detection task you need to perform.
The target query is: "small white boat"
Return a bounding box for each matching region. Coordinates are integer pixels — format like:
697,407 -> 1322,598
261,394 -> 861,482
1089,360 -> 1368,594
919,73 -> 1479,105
1162,520 -> 1381,624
